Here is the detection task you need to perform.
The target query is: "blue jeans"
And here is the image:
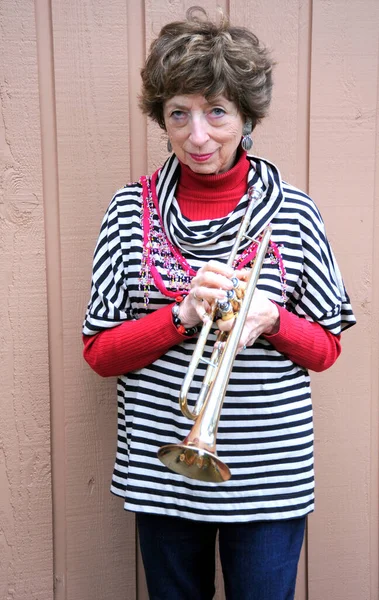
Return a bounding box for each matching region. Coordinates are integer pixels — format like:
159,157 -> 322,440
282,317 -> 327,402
137,513 -> 306,600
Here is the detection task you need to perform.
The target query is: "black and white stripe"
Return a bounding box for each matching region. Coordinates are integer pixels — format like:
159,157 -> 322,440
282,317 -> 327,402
83,155 -> 355,522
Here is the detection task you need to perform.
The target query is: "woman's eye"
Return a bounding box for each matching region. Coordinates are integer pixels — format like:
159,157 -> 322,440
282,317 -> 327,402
210,107 -> 226,117
170,110 -> 187,120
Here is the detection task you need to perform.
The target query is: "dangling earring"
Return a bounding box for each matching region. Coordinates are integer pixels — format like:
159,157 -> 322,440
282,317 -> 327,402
241,119 -> 253,151
167,139 -> 172,153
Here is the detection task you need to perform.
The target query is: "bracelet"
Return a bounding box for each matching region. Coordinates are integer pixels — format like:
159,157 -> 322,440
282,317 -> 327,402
172,296 -> 199,337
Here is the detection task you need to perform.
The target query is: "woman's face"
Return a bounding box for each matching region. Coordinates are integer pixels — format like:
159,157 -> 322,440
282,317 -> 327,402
163,94 -> 244,175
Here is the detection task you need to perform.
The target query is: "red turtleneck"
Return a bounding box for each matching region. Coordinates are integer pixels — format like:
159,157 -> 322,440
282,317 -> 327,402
176,151 -> 250,219
83,153 -> 341,377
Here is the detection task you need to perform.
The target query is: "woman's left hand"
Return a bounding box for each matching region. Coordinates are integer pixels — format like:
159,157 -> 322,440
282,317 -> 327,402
216,286 -> 280,352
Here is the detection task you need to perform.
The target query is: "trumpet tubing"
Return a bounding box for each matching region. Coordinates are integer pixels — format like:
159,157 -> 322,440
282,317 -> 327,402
157,191 -> 271,483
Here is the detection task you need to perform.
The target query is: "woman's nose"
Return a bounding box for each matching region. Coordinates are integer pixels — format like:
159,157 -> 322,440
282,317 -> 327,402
189,115 -> 210,147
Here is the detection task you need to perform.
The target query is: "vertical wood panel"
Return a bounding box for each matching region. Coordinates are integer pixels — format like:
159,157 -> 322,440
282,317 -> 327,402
0,1 -> 53,599
1,1 -> 378,599
231,0 -> 310,189
308,1 -> 379,598
35,0 -> 67,596
127,0 -> 148,182
370,47 -> 379,599
52,1 -> 136,598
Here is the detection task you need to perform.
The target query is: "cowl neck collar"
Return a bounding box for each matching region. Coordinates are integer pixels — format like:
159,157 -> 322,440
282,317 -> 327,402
153,154 -> 284,261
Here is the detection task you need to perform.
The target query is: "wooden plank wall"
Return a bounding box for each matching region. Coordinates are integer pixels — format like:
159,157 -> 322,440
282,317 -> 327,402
0,0 -> 378,599
51,0 -> 136,598
308,2 -> 379,598
0,1 -> 54,599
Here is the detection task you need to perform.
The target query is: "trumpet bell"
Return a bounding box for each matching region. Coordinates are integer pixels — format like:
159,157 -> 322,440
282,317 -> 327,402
157,444 -> 231,483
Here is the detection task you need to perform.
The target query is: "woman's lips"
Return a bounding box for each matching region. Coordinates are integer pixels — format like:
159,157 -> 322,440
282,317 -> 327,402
189,153 -> 214,162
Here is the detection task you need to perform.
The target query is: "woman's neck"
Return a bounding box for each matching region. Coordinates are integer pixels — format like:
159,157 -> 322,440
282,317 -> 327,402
176,150 -> 250,220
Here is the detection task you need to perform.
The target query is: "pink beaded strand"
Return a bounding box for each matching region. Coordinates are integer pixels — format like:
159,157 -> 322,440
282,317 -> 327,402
139,174 -> 193,306
139,173 -> 287,306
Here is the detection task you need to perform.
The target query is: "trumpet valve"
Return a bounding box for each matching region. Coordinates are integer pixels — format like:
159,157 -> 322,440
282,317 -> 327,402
217,300 -> 235,321
227,276 -> 246,300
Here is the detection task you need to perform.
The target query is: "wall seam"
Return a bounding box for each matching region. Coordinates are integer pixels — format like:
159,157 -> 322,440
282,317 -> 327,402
370,19 -> 379,600
297,0 -> 312,195
306,7 -> 313,597
127,0 -> 148,182
305,0 -> 312,199
298,0 -> 313,594
126,1 -> 147,598
34,0 -> 67,598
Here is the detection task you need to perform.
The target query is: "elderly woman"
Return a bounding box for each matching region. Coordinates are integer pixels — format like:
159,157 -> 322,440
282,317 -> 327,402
83,7 -> 355,600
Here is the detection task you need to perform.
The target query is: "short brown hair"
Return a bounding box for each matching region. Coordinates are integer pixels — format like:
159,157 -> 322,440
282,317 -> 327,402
139,6 -> 274,131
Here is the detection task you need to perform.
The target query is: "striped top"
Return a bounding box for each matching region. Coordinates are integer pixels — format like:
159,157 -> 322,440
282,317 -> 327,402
83,154 -> 355,522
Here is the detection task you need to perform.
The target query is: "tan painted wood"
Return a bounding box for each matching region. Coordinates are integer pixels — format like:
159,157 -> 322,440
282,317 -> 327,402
35,1 -> 67,597
308,1 -> 379,598
231,0 -> 311,190
0,1 -> 53,598
0,1 -> 378,599
370,45 -> 379,600
51,0 -> 136,597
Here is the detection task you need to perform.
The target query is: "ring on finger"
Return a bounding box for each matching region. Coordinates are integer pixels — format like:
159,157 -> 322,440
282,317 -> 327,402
193,291 -> 203,302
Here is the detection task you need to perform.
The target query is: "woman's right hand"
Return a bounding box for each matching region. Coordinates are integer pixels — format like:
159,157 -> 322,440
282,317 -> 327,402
178,260 -> 237,328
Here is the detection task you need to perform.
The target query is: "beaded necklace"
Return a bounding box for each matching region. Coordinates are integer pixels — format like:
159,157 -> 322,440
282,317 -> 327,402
139,172 -> 287,307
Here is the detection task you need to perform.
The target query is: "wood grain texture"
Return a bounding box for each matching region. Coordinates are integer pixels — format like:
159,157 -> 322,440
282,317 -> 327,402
35,2 -> 69,597
308,1 -> 379,599
370,38 -> 379,599
0,1 -> 378,599
0,0 -> 53,599
230,0 -> 309,189
52,0 -> 136,598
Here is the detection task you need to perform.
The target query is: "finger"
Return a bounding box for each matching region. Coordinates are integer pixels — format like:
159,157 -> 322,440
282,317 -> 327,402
191,284 -> 230,306
215,316 -> 235,332
194,272 -> 235,293
196,305 -> 210,323
202,260 -> 235,278
238,332 -> 259,352
194,261 -> 236,289
192,297 -> 211,322
192,290 -> 203,302
238,340 -> 249,353
233,268 -> 249,281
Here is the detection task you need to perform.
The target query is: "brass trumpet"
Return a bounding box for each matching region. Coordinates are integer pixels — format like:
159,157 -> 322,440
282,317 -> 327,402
158,190 -> 271,483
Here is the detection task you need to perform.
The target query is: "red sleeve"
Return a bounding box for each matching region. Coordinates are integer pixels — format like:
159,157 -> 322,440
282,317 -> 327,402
264,305 -> 341,372
84,302 -> 341,378
83,304 -> 191,377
